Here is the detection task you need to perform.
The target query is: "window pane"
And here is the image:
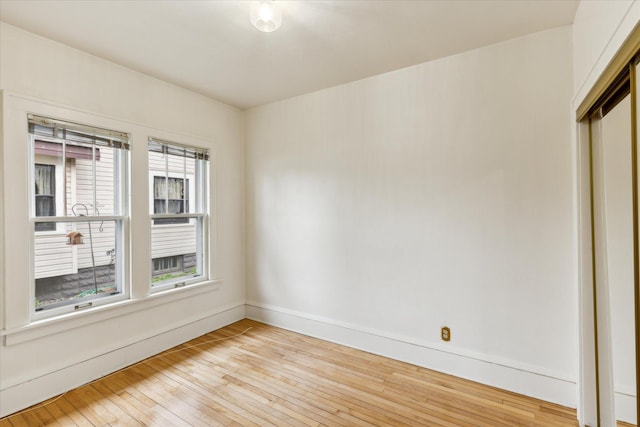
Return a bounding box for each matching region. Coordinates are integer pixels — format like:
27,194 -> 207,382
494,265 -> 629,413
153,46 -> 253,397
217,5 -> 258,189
35,196 -> 56,231
34,220 -> 122,311
154,199 -> 166,215
72,142 -> 118,216
36,196 -> 55,215
30,118 -> 129,318
153,176 -> 189,224
95,144 -> 117,216
35,164 -> 56,231
149,138 -> 207,290
153,255 -> 182,274
34,140 -> 122,218
167,200 -> 184,214
167,177 -> 184,199
150,217 -> 203,287
35,164 -> 55,196
154,176 -> 166,199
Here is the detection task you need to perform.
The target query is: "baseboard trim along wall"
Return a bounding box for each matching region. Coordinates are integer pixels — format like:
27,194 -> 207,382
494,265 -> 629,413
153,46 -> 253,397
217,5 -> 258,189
245,301 -> 577,409
615,389 -> 637,425
0,303 -> 245,418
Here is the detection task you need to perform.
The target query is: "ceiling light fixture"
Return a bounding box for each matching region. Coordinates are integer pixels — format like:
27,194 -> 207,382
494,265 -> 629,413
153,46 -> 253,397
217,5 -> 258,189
250,0 -> 282,33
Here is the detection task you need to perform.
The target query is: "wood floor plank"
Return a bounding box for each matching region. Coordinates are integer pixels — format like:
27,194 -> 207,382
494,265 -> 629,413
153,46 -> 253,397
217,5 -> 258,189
0,319 -> 580,426
37,399 -> 79,427
2,414 -> 31,427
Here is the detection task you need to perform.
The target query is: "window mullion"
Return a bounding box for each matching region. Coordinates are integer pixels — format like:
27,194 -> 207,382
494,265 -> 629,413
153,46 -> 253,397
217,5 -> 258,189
92,144 -> 97,216
62,141 -> 67,217
196,159 -> 202,213
164,146 -> 169,215
183,152 -> 187,215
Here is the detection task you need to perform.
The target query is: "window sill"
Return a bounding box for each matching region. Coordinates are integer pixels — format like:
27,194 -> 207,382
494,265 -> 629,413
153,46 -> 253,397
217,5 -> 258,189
1,279 -> 222,346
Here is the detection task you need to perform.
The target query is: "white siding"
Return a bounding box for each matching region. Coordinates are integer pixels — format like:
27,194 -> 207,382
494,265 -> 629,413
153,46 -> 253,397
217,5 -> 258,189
74,148 -> 117,269
35,145 -> 200,278
33,232 -> 75,279
35,147 -> 119,276
151,224 -> 197,258
74,221 -> 117,270
148,151 -> 196,175
149,149 -> 199,261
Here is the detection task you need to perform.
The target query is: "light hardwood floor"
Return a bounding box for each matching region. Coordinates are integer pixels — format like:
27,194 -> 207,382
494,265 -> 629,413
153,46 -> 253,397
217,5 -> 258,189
0,319 -> 579,426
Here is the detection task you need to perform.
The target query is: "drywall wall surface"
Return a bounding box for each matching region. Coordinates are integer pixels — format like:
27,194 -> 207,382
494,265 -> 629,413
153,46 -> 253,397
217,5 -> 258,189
0,22 -> 245,416
573,0 -> 639,107
246,26 -> 576,405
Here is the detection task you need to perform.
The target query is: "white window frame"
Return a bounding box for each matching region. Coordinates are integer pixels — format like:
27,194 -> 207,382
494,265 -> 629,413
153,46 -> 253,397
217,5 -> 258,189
29,119 -> 130,321
148,137 -> 209,292
1,93 -> 219,342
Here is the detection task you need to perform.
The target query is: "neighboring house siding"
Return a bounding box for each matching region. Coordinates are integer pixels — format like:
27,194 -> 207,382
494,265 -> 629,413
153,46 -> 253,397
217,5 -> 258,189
149,151 -> 196,174
34,233 -> 75,279
74,149 -> 116,270
35,147 -> 196,279
151,225 -> 197,258
149,149 -> 197,261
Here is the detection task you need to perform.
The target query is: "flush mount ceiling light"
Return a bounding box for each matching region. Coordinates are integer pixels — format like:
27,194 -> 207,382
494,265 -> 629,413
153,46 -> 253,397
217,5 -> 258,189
250,0 -> 282,33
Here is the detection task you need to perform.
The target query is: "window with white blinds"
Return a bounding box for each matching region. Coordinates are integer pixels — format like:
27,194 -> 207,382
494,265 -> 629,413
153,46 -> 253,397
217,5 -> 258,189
148,137 -> 209,290
29,115 -> 130,318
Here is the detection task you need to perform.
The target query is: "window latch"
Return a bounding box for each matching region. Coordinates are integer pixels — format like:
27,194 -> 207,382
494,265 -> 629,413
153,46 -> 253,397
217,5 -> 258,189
74,302 -> 93,310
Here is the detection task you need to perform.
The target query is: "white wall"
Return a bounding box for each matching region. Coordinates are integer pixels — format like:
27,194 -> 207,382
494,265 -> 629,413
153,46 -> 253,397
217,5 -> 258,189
245,26 -> 576,406
1,1 -> 636,419
0,22 -> 245,416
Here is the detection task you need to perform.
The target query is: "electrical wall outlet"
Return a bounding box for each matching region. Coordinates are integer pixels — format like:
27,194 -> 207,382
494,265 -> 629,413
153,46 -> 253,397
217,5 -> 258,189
441,326 -> 451,342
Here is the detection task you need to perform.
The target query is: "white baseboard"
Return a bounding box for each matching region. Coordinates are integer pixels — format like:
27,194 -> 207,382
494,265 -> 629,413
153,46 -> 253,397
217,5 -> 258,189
2,301 -> 578,418
246,301 -> 577,409
615,390 -> 638,425
0,303 -> 245,418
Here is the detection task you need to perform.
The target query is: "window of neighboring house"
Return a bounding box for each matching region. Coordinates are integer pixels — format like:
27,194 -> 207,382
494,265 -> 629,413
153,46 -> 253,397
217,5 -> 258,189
148,137 -> 208,290
153,176 -> 189,225
29,114 -> 130,318
34,164 -> 56,231
153,255 -> 183,275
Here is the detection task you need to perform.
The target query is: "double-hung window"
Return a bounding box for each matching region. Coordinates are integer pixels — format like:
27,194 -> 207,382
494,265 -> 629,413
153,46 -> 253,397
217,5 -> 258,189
148,138 -> 208,289
29,115 -> 129,317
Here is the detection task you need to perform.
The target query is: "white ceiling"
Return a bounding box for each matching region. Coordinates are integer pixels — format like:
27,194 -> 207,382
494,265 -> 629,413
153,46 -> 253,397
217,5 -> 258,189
0,0 -> 578,109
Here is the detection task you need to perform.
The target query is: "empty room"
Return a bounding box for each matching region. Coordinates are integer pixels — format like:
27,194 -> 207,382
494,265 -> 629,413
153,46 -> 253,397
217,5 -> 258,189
0,1 -> 639,426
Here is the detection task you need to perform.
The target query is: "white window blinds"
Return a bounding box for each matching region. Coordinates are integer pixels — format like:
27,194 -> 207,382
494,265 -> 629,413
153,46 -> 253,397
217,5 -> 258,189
148,137 -> 209,161
28,114 -> 130,149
